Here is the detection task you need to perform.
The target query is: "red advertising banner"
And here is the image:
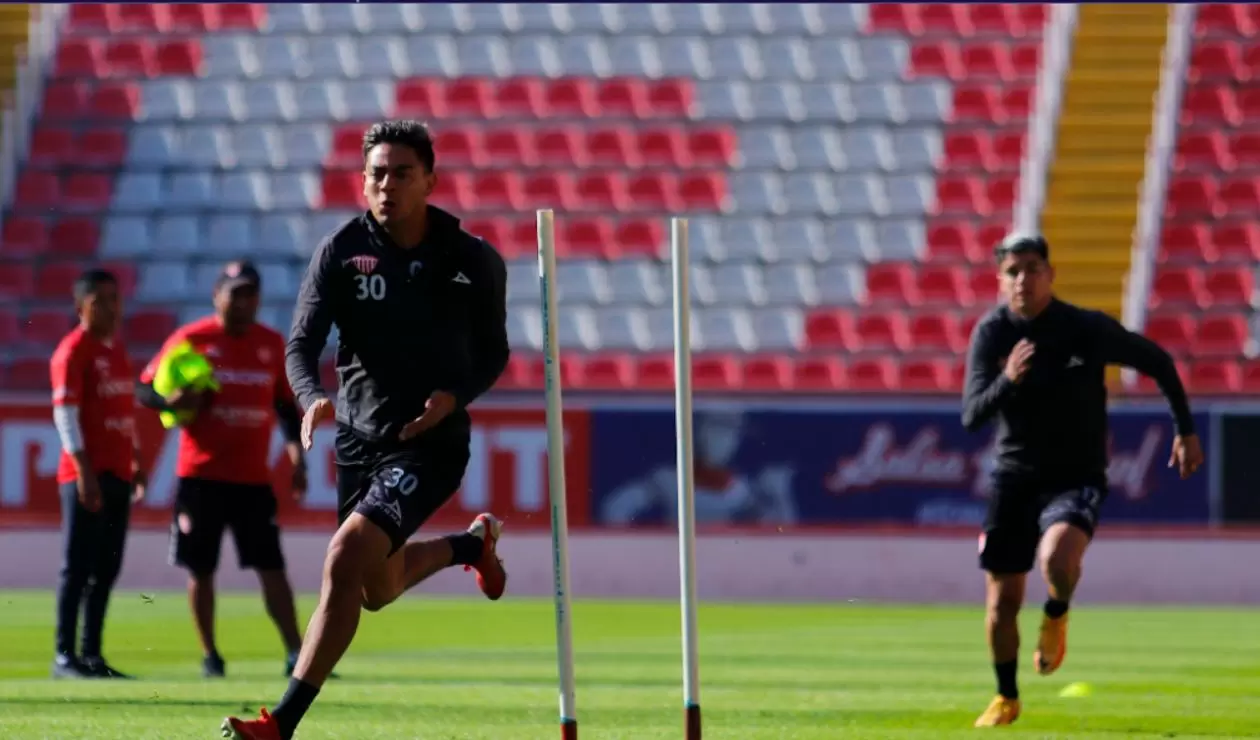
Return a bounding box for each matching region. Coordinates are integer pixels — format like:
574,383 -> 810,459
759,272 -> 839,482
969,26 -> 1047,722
0,402 -> 591,531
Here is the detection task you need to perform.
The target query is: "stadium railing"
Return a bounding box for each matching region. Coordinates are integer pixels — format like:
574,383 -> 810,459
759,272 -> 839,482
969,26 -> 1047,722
1015,3 -> 1077,234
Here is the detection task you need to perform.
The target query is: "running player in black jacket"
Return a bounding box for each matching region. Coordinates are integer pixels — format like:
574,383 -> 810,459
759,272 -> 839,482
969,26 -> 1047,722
965,234 -> 1203,728
224,121 -> 510,740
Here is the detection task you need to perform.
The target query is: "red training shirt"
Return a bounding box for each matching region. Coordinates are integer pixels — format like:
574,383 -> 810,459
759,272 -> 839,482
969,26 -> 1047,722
50,326 -> 138,485
141,317 -> 294,486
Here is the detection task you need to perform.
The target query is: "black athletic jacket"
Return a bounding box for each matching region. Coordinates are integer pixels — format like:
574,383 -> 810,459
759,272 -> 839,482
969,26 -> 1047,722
285,206 -> 510,443
962,298 -> 1194,489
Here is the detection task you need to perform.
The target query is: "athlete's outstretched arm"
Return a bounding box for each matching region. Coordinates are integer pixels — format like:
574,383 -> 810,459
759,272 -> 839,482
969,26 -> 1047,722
286,238 -> 337,412
1089,312 -> 1196,435
961,321 -> 1016,432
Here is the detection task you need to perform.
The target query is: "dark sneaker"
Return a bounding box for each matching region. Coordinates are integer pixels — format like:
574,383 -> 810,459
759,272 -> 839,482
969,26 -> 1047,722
203,652 -> 226,678
51,654 -> 93,679
82,655 -> 134,679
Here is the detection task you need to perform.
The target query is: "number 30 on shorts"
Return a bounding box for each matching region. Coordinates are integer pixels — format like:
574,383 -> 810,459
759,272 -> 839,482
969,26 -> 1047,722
355,273 -> 386,301
381,466 -> 418,496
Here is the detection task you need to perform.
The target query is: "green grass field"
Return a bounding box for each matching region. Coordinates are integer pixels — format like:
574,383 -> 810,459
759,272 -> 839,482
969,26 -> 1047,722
0,590 -> 1256,739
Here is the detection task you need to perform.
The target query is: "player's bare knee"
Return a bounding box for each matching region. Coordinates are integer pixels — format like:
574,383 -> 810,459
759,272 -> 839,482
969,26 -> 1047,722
985,578 -> 1024,625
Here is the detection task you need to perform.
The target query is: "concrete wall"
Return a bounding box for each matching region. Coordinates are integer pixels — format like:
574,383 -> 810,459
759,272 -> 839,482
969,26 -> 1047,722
4,529 -> 1260,604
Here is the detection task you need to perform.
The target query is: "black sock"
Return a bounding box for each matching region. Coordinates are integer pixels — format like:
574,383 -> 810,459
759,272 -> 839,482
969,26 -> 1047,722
995,660 -> 1019,699
271,678 -> 319,740
1044,599 -> 1069,619
446,532 -> 482,566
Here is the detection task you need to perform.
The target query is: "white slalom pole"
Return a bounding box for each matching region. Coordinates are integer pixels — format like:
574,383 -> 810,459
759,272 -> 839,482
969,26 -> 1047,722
671,216 -> 702,740
537,208 -> 579,740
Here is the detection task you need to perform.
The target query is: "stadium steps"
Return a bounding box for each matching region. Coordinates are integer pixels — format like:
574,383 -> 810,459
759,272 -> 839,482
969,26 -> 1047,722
0,6 -> 27,95
1040,3 -> 1168,325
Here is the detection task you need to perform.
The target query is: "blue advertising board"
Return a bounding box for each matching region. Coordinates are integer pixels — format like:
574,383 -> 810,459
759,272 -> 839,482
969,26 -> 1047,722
590,406 -> 1212,528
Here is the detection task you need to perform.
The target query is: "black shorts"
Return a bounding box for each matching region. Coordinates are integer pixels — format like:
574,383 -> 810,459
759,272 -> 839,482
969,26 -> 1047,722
978,482 -> 1107,575
169,477 -> 286,576
335,424 -> 471,557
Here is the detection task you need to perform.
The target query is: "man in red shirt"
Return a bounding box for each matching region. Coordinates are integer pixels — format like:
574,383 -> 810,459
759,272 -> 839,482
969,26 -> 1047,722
50,268 -> 146,680
137,260 -> 308,678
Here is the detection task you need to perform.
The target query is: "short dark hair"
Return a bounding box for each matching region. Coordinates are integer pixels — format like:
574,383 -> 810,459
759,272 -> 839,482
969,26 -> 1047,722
994,233 -> 1050,264
362,120 -> 436,172
73,268 -> 117,304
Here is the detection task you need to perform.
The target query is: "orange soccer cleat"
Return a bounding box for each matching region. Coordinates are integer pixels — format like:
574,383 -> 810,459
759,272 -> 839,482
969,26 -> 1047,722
973,695 -> 1021,727
221,708 -> 282,740
465,513 -> 507,601
1034,613 -> 1068,676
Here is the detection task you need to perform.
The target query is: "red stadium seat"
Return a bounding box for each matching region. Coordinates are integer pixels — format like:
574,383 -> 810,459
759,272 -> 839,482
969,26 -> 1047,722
89,83 -> 141,119
803,311 -> 855,350
969,4 -> 1018,36
935,176 -> 986,214
36,263 -> 88,300
67,4 -> 114,32
104,39 -> 155,78
49,218 -> 101,257
521,172 -> 577,210
634,355 -> 675,391
29,128 -> 75,166
546,78 -> 598,118
638,128 -> 689,168
62,173 -> 113,210
868,4 -> 917,34
848,358 -> 897,391
917,265 -> 970,305
534,127 -> 588,167
55,40 -> 104,78
969,268 -> 1000,303
1196,4 -> 1251,36
908,313 -> 963,353
1164,177 -> 1219,219
1150,268 -> 1206,308
483,128 -> 535,166
434,129 -> 483,167
587,127 -> 639,168
0,264 -> 33,301
1218,176 -> 1260,214
1190,42 -> 1244,82
865,263 -> 918,304
328,126 -> 363,166
899,358 -> 951,392
992,131 -> 1025,170
495,77 -> 547,118
0,309 -> 19,345
125,310 -> 178,346
693,355 -> 740,391
645,80 -> 692,118
741,355 -> 792,391
1159,224 -> 1211,263
920,4 -> 969,35
1211,222 -> 1260,262
625,173 -> 678,211
470,172 -> 523,210
170,3 -> 212,31
943,131 -> 993,170
1176,131 -> 1232,172
910,42 -> 962,79
118,3 -> 167,31
1017,4 -> 1048,30
987,177 -> 1018,212
1202,267 -> 1252,307
1,218 -> 46,257
463,218 -> 510,251
77,128 -> 128,166
855,313 -> 910,352
1189,361 -> 1239,393
1230,132 -> 1260,170
8,358 -> 51,390
614,219 -> 664,258
688,129 -> 736,167
952,86 -> 1002,123
558,218 -> 612,258
960,43 -> 1011,80
1143,315 -> 1194,354
575,172 -> 628,211
1243,45 -> 1260,80
1238,86 -> 1260,121
155,40 -> 202,76
42,82 -> 87,120
793,357 -> 845,391
580,354 -> 633,390
678,173 -> 725,210
445,79 -> 496,119
596,78 -> 649,118
1010,43 -> 1041,78
927,222 -> 982,263
217,4 -> 266,31
1241,361 -> 1260,393
14,172 -> 60,209
395,79 -> 445,118
1180,87 -> 1239,126
1002,85 -> 1034,120
1194,315 -> 1247,356
320,171 -> 364,209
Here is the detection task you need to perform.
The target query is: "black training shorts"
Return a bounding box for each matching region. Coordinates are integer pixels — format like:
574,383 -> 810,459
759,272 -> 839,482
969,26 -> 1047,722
978,481 -> 1107,575
169,477 -> 286,576
334,424 -> 471,556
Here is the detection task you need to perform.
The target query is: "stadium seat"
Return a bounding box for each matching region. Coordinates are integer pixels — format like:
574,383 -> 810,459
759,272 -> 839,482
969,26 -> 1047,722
1211,222 -> 1260,262
1159,224 -> 1211,262
1189,360 -> 1240,393
741,355 -> 792,391
899,357 -> 951,392
1196,4 -> 1250,37
1176,131 -> 1232,171
1144,314 -> 1195,354
793,357 -> 845,391
1,218 -> 46,257
1194,314 -> 1247,356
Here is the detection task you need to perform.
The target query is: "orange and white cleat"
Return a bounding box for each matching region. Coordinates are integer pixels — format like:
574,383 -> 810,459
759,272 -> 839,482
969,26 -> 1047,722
1034,613 -> 1068,676
973,695 -> 1021,727
221,707 -> 282,740
465,513 -> 506,601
